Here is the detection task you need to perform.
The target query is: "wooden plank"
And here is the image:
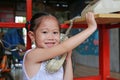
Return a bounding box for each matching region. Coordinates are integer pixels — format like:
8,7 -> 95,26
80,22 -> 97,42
64,14 -> 120,24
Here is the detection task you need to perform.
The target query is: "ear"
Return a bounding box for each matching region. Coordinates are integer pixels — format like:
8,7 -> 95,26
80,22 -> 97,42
28,31 -> 35,42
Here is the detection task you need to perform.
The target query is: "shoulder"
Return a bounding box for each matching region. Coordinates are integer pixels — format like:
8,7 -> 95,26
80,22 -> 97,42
23,49 -> 35,64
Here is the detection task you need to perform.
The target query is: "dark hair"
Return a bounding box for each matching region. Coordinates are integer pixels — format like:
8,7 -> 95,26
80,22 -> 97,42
30,12 -> 49,31
26,12 -> 60,32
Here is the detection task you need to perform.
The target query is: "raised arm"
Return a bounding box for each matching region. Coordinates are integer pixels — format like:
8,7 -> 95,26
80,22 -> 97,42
26,12 -> 97,62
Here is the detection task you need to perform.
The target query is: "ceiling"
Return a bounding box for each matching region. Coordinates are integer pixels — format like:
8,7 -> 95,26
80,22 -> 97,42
0,0 -> 92,12
0,0 -> 91,8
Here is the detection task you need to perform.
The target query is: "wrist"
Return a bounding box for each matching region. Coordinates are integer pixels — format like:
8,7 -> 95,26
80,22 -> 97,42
87,26 -> 97,32
66,57 -> 72,63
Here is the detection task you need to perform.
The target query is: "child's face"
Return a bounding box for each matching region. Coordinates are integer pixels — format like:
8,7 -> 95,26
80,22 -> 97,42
33,16 -> 60,48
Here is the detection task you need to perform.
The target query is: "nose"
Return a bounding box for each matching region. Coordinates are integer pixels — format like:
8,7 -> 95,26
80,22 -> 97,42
47,33 -> 54,40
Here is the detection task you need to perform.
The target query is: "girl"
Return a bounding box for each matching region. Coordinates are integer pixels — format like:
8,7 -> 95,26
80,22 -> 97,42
22,12 -> 97,80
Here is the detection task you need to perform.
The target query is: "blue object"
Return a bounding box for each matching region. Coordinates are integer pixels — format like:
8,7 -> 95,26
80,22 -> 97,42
3,28 -> 25,60
70,29 -> 99,56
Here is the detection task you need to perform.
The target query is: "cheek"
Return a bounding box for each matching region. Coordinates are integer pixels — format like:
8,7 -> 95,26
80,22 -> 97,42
37,35 -> 45,42
35,38 -> 41,46
55,35 -> 60,43
35,37 -> 45,47
35,34 -> 44,43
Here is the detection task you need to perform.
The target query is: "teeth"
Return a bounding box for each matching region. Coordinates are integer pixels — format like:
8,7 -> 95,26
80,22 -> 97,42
45,42 -> 55,47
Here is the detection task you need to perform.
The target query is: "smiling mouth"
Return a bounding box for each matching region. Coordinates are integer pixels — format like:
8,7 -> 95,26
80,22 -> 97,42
45,42 -> 55,47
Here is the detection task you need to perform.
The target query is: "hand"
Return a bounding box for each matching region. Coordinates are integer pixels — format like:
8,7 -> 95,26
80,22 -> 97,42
86,12 -> 97,30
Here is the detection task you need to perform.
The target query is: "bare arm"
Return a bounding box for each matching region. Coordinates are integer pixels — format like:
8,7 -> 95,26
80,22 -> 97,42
26,12 -> 97,62
64,51 -> 73,80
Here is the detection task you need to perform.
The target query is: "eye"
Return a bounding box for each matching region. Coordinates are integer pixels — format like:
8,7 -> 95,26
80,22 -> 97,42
53,31 -> 59,34
42,31 -> 48,34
